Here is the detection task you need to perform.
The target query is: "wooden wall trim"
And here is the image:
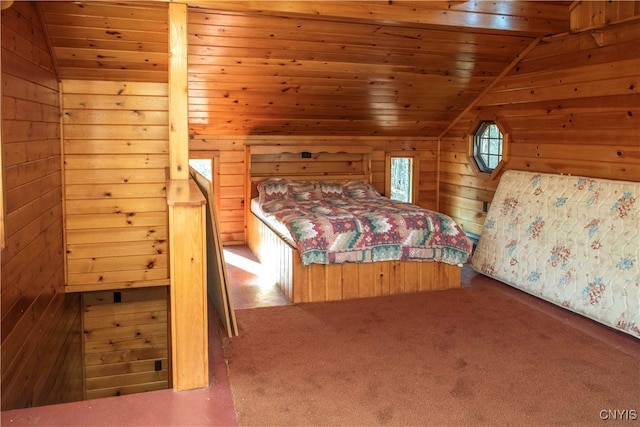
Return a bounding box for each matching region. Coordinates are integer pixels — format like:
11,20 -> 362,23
35,3 -> 60,82
166,178 -> 206,206
247,143 -> 373,154
58,87 -> 67,288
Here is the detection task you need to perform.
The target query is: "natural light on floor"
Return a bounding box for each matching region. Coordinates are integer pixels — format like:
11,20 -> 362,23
223,248 -> 277,287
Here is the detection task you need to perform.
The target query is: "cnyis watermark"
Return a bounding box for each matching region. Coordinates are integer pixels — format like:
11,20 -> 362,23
599,409 -> 638,421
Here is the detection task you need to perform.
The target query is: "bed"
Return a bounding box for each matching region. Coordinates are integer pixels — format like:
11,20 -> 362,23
472,170 -> 639,338
245,146 -> 473,303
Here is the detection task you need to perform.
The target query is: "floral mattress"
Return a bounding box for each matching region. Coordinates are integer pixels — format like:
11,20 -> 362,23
257,178 -> 473,266
472,170 -> 639,338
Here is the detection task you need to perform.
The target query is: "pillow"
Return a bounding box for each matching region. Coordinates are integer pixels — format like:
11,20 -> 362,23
257,178 -> 292,205
319,181 -> 346,199
290,181 -> 322,201
343,181 -> 381,199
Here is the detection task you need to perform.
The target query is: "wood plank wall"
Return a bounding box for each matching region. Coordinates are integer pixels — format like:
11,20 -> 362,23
1,2 -> 83,410
439,20 -> 640,236
62,80 -> 170,292
570,1 -> 640,32
191,135 -> 438,243
185,7 -> 501,242
83,287 -> 169,399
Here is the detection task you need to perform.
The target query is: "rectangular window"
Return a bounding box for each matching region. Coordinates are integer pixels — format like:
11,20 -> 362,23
385,153 -> 419,204
189,159 -> 213,180
390,157 -> 413,203
189,151 -> 220,215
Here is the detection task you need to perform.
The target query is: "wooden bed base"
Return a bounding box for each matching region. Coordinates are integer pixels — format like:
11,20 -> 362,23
244,144 -> 462,303
247,211 -> 461,303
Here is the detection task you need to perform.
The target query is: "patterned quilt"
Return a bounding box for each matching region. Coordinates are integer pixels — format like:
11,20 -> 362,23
472,170 -> 639,338
257,179 -> 473,266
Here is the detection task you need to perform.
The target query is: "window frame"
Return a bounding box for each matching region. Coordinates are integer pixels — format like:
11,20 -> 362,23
385,151 -> 419,204
473,121 -> 503,172
189,151 -> 221,215
467,116 -> 510,180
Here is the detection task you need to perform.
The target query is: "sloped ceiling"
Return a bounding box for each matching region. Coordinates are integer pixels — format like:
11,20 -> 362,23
37,1 -> 571,136
38,1 -> 170,82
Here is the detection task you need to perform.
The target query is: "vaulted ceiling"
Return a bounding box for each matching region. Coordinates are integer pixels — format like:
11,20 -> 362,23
36,1 -> 572,135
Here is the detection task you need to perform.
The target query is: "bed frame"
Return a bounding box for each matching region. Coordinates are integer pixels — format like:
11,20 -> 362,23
245,144 -> 462,303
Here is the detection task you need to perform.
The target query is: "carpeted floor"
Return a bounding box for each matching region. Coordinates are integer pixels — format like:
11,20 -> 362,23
222,283 -> 639,426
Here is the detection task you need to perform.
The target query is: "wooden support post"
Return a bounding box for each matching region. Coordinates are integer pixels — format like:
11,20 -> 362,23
167,3 -> 208,391
167,180 -> 209,390
169,2 -> 189,180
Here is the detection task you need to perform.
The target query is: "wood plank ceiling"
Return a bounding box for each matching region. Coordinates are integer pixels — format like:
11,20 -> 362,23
38,1 -> 170,82
37,1 -> 571,136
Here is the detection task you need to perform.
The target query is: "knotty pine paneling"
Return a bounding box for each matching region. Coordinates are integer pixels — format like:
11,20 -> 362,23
83,287 -> 169,399
184,6 -> 560,243
190,135 -> 439,243
1,2 -> 83,410
62,79 -> 170,292
39,1 -> 169,83
187,137 -> 245,244
570,0 -> 640,32
190,2 -> 568,37
187,7 -> 535,138
439,20 -> 640,236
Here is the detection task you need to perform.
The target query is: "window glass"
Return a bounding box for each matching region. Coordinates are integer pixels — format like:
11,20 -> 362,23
474,121 -> 503,173
390,157 -> 413,203
189,159 -> 212,180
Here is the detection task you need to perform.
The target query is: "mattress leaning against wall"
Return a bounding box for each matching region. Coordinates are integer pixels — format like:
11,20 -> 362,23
472,170 -> 639,338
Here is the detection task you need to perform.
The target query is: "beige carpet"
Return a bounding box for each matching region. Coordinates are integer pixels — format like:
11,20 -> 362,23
222,283 -> 639,426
